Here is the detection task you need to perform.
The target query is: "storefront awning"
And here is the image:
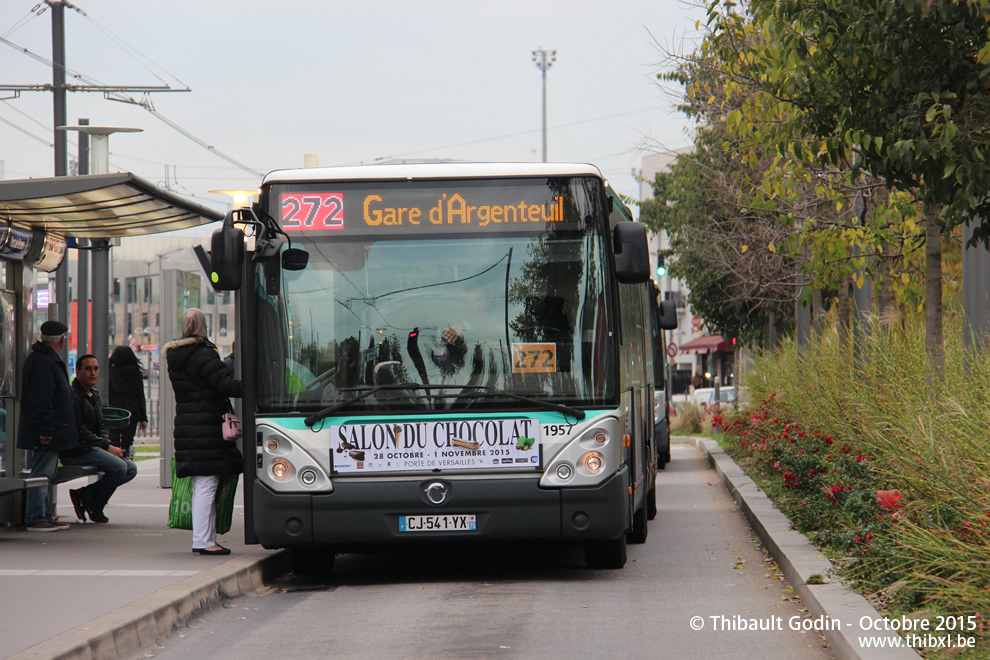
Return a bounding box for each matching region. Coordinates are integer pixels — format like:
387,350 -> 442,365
679,334 -> 734,354
0,173 -> 224,238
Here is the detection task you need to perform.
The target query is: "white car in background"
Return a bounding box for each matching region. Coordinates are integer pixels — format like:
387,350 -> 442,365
690,387 -> 714,407
703,386 -> 744,409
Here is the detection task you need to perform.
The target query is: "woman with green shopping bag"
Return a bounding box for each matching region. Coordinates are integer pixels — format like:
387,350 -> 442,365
163,308 -> 242,555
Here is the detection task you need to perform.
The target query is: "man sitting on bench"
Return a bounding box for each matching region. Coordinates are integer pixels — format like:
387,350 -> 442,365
60,354 -> 138,524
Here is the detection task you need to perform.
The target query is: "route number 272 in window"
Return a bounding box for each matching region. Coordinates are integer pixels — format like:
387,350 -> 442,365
281,193 -> 344,231
511,343 -> 557,374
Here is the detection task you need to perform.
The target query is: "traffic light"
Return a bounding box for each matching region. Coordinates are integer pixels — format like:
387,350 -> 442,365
656,251 -> 667,277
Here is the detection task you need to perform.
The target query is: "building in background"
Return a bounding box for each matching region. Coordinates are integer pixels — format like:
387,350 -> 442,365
57,230 -> 235,439
66,230 -> 234,384
640,150 -> 735,396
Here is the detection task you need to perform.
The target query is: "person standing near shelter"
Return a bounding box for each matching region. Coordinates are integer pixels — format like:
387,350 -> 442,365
223,341 -> 235,372
61,354 -> 138,524
108,346 -> 148,460
16,321 -> 77,532
164,308 -> 242,555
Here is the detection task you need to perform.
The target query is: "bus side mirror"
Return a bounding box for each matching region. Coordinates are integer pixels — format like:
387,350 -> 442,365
282,248 -> 309,271
613,221 -> 650,284
658,299 -> 678,330
209,212 -> 245,291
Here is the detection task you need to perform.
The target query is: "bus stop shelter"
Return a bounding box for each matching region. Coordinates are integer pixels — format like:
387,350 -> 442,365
0,172 -> 223,522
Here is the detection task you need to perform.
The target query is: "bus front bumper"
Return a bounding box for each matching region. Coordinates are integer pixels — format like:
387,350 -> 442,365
252,467 -> 630,549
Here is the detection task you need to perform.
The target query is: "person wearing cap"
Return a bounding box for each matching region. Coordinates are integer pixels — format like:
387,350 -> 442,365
16,320 -> 79,532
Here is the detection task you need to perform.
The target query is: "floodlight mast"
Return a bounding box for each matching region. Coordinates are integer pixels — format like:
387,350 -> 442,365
531,47 -> 556,162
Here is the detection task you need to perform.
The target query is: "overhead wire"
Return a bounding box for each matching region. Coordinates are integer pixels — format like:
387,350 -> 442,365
357,107 -> 667,165
2,9 -> 659,187
0,3 -> 44,39
0,98 -> 53,145
0,112 -> 51,146
0,28 -> 261,178
79,12 -> 189,89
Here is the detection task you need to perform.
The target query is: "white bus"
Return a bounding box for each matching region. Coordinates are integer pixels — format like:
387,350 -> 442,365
207,162 -> 677,573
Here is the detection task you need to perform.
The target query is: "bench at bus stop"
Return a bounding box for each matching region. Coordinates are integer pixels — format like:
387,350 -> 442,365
17,465 -> 104,488
0,475 -> 51,523
9,465 -> 104,519
9,405 -> 127,515
0,475 -> 49,498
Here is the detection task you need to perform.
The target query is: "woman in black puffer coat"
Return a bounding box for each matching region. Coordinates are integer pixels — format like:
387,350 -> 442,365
163,308 -> 242,555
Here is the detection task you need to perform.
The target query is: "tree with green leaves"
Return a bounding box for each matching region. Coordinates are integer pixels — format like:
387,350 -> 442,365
639,139 -> 797,348
703,0 -> 990,374
643,34 -> 895,347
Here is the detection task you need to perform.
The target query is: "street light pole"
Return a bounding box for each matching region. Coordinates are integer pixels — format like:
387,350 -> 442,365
531,47 -> 556,162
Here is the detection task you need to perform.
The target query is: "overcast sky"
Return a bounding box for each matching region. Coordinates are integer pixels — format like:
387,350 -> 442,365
1,0 -> 705,215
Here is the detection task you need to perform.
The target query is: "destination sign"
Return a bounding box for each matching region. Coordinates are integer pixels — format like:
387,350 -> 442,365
275,180 -> 587,237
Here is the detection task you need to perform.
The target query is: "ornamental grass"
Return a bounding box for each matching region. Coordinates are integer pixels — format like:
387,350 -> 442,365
716,315 -> 990,655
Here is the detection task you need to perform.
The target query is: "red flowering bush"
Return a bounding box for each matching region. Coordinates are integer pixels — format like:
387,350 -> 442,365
714,394 -> 891,567
724,316 -> 990,654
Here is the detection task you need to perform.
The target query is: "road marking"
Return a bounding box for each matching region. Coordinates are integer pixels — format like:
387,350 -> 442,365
0,569 -> 200,577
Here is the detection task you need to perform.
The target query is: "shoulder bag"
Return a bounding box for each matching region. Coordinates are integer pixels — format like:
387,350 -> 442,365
222,400 -> 242,442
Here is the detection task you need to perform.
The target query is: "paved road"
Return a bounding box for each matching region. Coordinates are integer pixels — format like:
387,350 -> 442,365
136,441 -> 835,659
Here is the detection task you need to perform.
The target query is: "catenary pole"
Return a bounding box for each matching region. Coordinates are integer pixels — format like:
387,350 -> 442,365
51,1 -> 70,361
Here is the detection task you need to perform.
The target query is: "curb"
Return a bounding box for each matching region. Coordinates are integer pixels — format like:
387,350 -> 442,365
8,548 -> 289,660
689,437 -> 918,659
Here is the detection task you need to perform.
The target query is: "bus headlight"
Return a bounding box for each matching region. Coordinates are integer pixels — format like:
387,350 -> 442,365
581,452 -> 604,475
257,424 -> 333,492
540,418 -> 620,488
271,459 -> 291,480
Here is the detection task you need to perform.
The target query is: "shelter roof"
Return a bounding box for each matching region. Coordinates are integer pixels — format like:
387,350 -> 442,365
0,173 -> 223,238
679,334 -> 734,354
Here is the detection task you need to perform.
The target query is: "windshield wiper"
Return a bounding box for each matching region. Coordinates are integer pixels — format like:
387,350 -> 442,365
447,390 -> 586,421
304,383 -> 484,427
305,384 -> 586,426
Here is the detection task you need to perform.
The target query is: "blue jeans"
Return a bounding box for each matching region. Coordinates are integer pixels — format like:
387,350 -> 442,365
24,449 -> 60,525
59,448 -> 138,516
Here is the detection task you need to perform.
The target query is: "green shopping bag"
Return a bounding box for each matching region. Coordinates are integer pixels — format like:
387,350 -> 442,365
167,460 -> 239,535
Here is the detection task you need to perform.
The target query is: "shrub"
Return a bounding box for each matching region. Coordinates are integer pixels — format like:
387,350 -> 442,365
721,315 -> 990,655
671,400 -> 705,434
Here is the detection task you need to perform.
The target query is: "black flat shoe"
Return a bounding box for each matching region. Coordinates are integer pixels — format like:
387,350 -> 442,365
192,546 -> 231,555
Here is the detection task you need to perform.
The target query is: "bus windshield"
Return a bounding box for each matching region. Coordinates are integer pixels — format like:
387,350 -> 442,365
254,176 -> 618,415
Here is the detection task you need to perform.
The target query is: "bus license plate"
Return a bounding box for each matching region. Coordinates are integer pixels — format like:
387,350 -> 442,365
399,514 -> 476,533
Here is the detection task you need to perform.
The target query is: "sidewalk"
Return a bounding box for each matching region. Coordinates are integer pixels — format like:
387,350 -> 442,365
0,457 -> 285,660
0,440 -> 916,660
691,437 -> 916,659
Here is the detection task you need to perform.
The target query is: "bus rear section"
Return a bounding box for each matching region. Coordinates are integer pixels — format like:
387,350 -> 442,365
214,163 -> 660,572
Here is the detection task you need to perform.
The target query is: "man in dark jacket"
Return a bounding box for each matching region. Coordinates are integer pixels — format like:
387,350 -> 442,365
16,321 -> 78,532
60,354 -> 137,524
